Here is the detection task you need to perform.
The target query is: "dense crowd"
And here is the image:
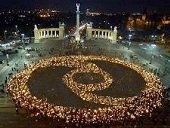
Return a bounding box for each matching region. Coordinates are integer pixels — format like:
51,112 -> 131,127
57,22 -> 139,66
7,55 -> 163,125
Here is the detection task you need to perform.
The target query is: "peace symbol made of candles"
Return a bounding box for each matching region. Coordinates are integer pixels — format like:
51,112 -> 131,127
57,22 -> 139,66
7,55 -> 163,123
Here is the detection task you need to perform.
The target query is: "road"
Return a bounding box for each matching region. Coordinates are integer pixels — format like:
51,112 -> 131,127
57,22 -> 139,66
128,42 -> 170,88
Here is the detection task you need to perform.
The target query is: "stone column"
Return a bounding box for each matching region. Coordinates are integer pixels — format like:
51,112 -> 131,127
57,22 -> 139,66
97,30 -> 99,38
54,30 -> 57,37
75,3 -> 80,43
42,31 -> 43,37
76,3 -> 80,31
41,31 -> 43,37
95,30 -> 97,38
50,30 -> 52,37
99,31 -> 101,38
57,31 -> 58,37
106,31 -> 108,39
47,30 -> 50,38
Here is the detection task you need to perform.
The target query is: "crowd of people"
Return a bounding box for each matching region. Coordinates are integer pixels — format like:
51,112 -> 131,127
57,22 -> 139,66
7,55 -> 163,125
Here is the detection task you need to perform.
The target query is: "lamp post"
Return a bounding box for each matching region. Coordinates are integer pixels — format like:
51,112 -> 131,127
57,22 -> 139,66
128,34 -> 132,50
4,30 -> 7,41
15,25 -> 18,36
21,34 -> 25,50
6,54 -> 9,66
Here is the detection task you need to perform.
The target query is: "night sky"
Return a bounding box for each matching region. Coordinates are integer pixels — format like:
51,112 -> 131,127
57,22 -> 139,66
0,0 -> 170,13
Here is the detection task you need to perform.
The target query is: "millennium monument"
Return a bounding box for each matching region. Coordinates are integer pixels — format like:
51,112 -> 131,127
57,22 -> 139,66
75,3 -> 81,43
34,3 -> 118,43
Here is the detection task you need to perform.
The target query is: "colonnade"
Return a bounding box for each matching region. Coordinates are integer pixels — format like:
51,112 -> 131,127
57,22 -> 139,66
36,29 -> 60,39
34,23 -> 65,41
92,29 -> 112,38
34,22 -> 117,44
86,23 -> 117,43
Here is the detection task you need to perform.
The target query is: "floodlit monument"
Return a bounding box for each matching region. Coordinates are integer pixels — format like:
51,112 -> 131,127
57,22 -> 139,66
33,3 -> 118,44
75,3 -> 81,43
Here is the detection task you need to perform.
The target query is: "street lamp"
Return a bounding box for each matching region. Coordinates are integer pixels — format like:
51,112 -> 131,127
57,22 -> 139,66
15,25 -> 18,32
15,25 -> 18,36
4,30 -> 7,41
6,54 -> 9,66
21,34 -> 25,49
128,34 -> 132,50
